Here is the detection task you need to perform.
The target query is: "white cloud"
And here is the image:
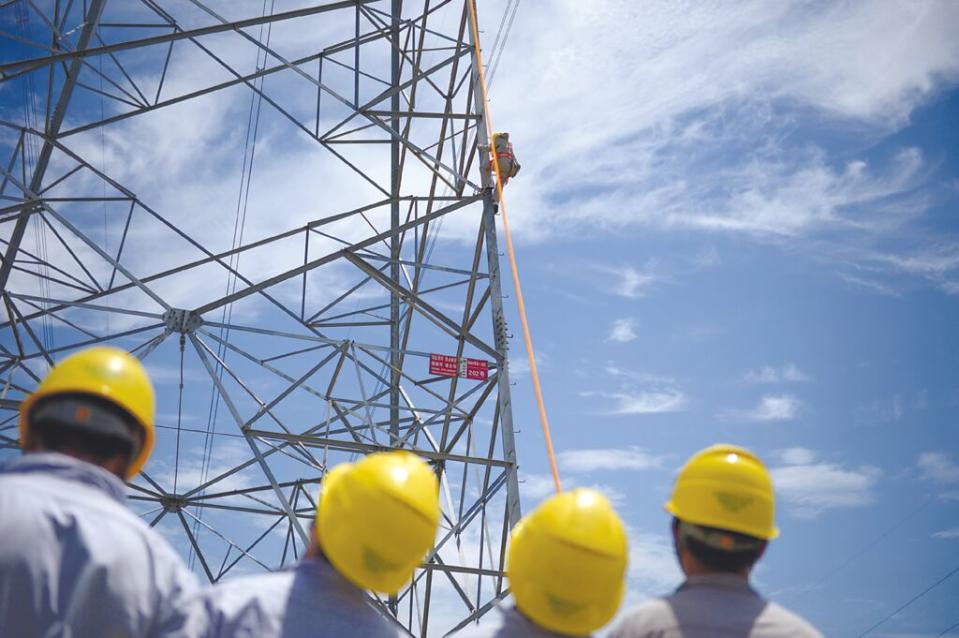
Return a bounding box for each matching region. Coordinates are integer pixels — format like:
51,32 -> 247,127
839,272 -> 901,297
558,447 -> 664,473
488,0 -> 959,293
617,267 -> 656,298
592,264 -> 657,299
607,318 -> 638,343
585,389 -> 687,415
587,364 -> 688,415
777,447 -> 817,466
918,452 -> 959,484
144,440 -> 257,495
932,528 -> 959,540
744,363 -> 811,384
518,472 -> 557,502
855,395 -> 905,424
772,452 -> 881,518
724,394 -> 801,422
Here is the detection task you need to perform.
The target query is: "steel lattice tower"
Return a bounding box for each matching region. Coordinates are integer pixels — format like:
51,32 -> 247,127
0,1 -> 522,634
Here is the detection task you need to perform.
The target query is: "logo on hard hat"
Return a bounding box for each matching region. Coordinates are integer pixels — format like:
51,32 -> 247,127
715,492 -> 754,512
363,546 -> 401,573
546,593 -> 587,617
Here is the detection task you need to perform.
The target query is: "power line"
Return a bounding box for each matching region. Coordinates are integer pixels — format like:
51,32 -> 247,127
486,0 -> 520,90
937,618 -> 959,637
791,496 -> 933,604
857,563 -> 959,637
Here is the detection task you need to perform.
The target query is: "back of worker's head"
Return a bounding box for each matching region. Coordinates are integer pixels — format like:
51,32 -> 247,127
316,450 -> 440,595
666,444 -> 777,574
20,346 -> 156,480
507,488 -> 629,637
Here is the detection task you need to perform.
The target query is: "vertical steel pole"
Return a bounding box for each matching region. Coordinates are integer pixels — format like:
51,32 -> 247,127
390,0 -> 402,445
466,6 -> 522,529
389,1 -> 403,619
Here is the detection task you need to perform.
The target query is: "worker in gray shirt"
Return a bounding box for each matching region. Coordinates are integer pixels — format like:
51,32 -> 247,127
0,346 -> 198,638
193,450 -> 440,637
452,488 -> 628,637
611,444 -> 822,638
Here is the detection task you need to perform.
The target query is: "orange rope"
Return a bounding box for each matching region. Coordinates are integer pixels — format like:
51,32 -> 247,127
466,0 -> 561,494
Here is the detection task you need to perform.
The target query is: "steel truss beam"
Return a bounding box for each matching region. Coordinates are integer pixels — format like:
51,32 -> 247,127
0,1 -> 519,634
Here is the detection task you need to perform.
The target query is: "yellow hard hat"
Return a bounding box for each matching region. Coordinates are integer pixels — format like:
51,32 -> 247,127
316,451 -> 440,594
19,346 -> 156,479
507,489 -> 628,637
665,444 -> 778,540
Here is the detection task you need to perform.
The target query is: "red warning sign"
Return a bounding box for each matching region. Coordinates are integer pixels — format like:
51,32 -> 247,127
465,358 -> 488,381
429,353 -> 489,381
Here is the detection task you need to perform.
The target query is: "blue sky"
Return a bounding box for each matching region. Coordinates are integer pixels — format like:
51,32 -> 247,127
486,2 -> 959,635
2,1 -> 959,636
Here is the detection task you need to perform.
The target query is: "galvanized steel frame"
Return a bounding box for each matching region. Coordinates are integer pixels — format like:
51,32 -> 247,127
0,1 -> 520,634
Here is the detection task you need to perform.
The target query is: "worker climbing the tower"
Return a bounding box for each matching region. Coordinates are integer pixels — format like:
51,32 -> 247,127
454,488 -> 629,637
489,132 -> 521,186
0,346 -> 198,637
191,450 -> 441,637
611,444 -> 823,638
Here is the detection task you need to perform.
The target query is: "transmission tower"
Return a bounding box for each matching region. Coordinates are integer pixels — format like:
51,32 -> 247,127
0,1 -> 522,634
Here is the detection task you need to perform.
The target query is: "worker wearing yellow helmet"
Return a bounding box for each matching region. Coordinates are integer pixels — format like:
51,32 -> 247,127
193,450 -> 440,637
611,444 -> 822,638
455,488 -> 629,637
0,346 -> 198,637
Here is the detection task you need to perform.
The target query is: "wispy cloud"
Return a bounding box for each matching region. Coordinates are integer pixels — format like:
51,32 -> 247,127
583,389 -> 687,415
932,528 -> 959,540
592,264 -> 657,299
777,447 -> 817,465
722,394 -> 801,422
606,318 -> 638,343
918,452 -> 959,484
838,272 -> 901,297
854,394 -> 905,425
493,0 -> 959,293
558,446 -> 664,473
587,364 -> 688,415
744,363 -> 811,384
144,440 -> 258,495
518,472 -> 558,502
771,448 -> 881,518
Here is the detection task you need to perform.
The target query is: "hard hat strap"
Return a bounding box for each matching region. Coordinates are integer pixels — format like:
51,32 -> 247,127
29,394 -> 143,461
677,520 -> 763,553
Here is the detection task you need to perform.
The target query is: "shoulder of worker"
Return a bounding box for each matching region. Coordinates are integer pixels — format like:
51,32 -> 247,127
608,597 -> 676,638
755,600 -> 824,638
194,557 -> 405,638
0,453 -> 199,636
0,451 -> 129,500
0,454 -> 194,555
0,453 -> 194,556
452,603 -> 581,638
609,591 -> 823,638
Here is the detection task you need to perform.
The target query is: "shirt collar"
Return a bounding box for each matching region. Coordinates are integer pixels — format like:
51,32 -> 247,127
0,452 -> 128,504
680,573 -> 756,593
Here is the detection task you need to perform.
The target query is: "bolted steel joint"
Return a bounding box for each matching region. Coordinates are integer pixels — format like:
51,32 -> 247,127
160,494 -> 187,513
162,308 -> 203,334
